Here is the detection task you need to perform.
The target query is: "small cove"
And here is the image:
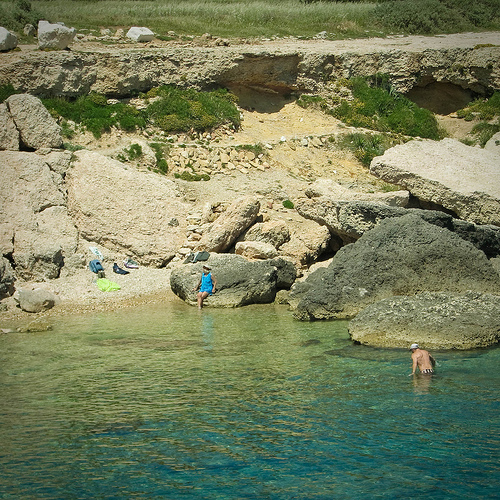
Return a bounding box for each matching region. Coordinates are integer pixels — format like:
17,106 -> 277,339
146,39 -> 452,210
1,302 -> 499,498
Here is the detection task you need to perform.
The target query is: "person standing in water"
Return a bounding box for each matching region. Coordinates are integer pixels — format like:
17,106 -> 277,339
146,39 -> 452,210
193,265 -> 216,309
409,343 -> 436,375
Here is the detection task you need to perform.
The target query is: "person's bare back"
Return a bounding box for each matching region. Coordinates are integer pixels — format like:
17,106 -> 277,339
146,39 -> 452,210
409,343 -> 435,375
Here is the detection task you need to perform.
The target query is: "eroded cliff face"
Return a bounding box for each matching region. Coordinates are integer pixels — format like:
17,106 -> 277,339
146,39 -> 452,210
1,32 -> 499,105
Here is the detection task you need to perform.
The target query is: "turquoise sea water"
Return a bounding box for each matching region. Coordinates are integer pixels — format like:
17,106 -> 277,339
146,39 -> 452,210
0,301 -> 499,499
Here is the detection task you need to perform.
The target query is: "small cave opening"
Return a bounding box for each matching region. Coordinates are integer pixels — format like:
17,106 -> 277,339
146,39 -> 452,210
226,84 -> 296,114
405,82 -> 475,115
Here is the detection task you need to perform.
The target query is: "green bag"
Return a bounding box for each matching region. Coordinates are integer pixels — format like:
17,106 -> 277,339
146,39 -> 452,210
96,278 -> 121,292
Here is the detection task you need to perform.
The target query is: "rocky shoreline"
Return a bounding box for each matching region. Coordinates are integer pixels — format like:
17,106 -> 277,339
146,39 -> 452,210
1,33 -> 500,348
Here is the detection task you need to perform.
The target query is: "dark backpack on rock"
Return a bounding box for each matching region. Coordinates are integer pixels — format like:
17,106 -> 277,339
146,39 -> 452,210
89,259 -> 105,278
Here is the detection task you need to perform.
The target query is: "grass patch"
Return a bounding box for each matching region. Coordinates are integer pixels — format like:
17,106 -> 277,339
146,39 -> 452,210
149,142 -> 170,174
334,132 -> 402,167
2,0 -> 496,40
41,86 -> 240,138
456,93 -> 500,146
0,84 -> 19,103
471,119 -> 500,147
282,199 -> 295,209
235,143 -> 266,157
456,92 -> 500,121
146,86 -> 240,133
20,0 -> 382,39
298,75 -> 444,140
374,0 -> 499,35
43,93 -> 145,138
174,170 -> 210,181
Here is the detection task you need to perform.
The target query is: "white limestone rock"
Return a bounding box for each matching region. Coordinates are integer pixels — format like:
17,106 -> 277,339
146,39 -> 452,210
38,20 -> 76,50
370,138 -> 500,226
0,103 -> 19,150
0,27 -> 17,51
126,27 -> 154,42
5,94 -> 62,149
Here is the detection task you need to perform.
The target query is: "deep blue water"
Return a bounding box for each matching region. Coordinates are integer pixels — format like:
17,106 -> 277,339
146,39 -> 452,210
0,301 -> 498,499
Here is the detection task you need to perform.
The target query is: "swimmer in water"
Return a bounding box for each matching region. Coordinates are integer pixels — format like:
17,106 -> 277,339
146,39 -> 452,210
409,343 -> 436,375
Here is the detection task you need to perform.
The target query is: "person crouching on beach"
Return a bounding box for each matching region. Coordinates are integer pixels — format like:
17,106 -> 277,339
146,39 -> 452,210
409,343 -> 436,375
193,265 -> 216,309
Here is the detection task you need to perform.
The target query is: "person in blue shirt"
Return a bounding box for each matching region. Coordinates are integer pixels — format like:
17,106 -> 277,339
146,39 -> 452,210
193,265 -> 217,309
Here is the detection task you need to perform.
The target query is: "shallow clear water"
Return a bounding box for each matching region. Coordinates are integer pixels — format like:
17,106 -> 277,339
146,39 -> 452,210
1,301 -> 499,499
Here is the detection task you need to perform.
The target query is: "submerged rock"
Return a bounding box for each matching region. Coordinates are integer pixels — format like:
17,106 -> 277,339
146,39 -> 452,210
16,288 -> 58,313
348,291 -> 500,349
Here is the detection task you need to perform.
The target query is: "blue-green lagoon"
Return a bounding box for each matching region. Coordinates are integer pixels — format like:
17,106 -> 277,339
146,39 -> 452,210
1,301 -> 499,499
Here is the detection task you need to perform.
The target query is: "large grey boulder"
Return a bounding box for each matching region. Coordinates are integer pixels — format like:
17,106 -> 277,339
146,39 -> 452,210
296,199 -> 500,257
195,196 -> 261,253
38,20 -> 76,50
5,94 -> 62,149
16,288 -> 58,313
291,214 -> 500,321
170,254 -> 296,307
0,103 -> 19,150
370,138 -> 500,226
0,27 -> 17,51
349,292 -> 500,349
67,150 -> 189,267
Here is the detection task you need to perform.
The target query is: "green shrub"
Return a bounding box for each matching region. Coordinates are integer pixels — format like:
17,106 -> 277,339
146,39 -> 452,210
300,75 -> 442,140
471,119 -> 500,147
0,84 -> 18,103
42,94 -> 146,138
174,170 -> 210,181
235,143 -> 266,157
0,0 -> 42,33
146,86 -> 240,133
149,142 -> 170,174
374,0 -> 498,35
282,199 -> 294,209
336,132 -> 401,167
457,92 -> 500,121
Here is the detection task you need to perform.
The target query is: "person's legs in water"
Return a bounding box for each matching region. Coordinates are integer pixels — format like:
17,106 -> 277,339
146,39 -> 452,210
197,291 -> 210,309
